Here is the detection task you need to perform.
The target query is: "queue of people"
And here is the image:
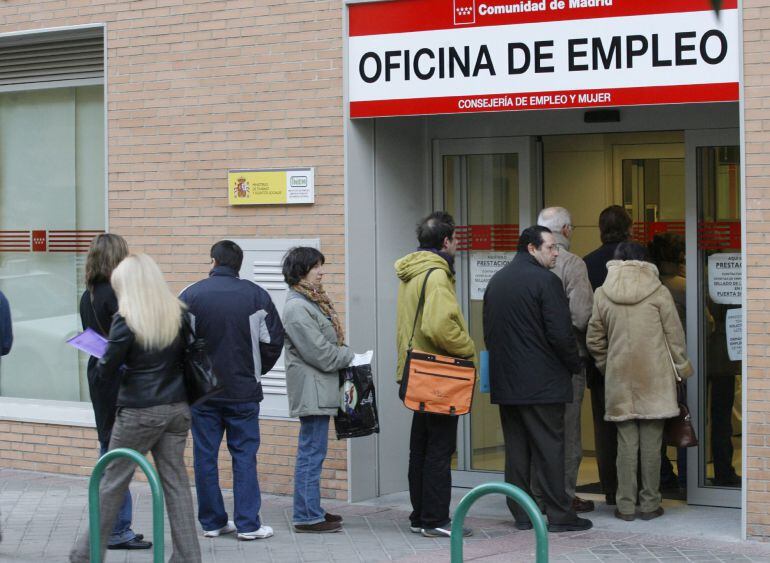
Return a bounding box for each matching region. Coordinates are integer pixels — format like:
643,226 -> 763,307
68,203 -> 694,557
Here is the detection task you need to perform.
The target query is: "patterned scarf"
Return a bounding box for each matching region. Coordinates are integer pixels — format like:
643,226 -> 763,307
293,280 -> 345,345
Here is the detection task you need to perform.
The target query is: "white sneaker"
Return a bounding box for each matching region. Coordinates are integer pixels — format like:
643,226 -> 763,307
203,520 -> 236,538
237,525 -> 274,540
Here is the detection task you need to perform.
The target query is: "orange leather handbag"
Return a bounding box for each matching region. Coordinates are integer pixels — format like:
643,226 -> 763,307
398,269 -> 476,416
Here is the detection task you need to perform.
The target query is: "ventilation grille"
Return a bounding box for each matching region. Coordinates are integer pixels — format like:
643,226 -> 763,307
0,29 -> 103,88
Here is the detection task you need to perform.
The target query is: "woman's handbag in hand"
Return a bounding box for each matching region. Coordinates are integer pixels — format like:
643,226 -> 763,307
663,341 -> 698,448
398,269 -> 476,416
182,314 -> 224,406
664,381 -> 698,448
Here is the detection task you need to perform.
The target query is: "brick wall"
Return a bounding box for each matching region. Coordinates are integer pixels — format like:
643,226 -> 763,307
0,0 -> 347,498
0,419 -> 348,500
744,0 -> 770,540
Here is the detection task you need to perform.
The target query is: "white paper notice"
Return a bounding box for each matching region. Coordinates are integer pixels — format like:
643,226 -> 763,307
350,350 -> 373,367
725,308 -> 742,362
708,253 -> 742,305
470,252 -> 515,300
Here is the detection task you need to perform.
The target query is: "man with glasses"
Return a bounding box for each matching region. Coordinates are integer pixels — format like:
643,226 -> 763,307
537,207 -> 595,514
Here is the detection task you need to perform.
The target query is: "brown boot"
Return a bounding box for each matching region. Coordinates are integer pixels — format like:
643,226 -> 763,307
614,509 -> 635,522
572,497 -> 595,513
640,506 -> 664,521
294,521 -> 342,533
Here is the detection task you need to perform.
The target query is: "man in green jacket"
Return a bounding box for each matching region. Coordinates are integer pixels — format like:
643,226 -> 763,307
395,211 -> 476,539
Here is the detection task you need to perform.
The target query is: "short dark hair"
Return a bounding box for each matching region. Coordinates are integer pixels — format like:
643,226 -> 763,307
282,247 -> 325,286
614,241 -> 651,262
599,205 -> 632,244
417,211 -> 455,250
649,233 -> 685,265
517,225 -> 552,253
211,240 -> 243,271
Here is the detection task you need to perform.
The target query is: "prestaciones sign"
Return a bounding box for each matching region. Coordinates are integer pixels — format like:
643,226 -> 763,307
348,0 -> 739,118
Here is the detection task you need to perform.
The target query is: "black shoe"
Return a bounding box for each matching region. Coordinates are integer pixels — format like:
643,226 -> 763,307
514,520 -> 533,531
547,517 -> 593,533
324,512 -> 343,523
134,534 -> 144,541
605,494 -> 616,506
107,538 -> 152,550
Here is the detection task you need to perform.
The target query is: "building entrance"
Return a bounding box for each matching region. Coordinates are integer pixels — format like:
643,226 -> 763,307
437,131 -> 742,509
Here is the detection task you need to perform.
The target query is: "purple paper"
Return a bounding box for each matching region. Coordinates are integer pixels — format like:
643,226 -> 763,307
67,328 -> 108,358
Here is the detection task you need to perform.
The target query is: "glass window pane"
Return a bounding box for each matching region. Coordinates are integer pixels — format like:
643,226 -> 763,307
0,87 -> 104,402
698,145 -> 742,489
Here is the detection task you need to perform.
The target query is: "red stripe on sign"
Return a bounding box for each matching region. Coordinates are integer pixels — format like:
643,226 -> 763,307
0,230 -> 31,252
349,0 -> 737,37
350,82 -> 738,118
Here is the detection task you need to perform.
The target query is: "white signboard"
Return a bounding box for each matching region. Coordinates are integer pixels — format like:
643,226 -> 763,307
725,307 -> 742,362
708,253 -> 741,305
470,252 -> 514,300
348,0 -> 739,117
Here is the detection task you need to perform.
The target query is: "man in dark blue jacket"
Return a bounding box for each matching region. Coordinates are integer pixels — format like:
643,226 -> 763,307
0,289 -> 10,543
0,289 -> 11,359
180,240 -> 284,541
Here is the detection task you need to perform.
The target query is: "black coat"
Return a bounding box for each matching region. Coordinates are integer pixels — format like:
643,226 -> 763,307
97,314 -> 188,409
483,253 -> 582,405
582,241 -> 620,388
80,283 -> 120,443
583,242 -> 620,291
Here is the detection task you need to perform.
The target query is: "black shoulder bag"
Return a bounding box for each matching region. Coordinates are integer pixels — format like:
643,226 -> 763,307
181,314 -> 224,406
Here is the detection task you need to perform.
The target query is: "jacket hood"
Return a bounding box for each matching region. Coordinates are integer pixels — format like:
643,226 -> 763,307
602,260 -> 661,305
395,251 -> 452,282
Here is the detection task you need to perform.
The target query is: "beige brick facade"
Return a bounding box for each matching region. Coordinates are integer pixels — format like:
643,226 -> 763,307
743,0 -> 770,540
0,0 -> 347,500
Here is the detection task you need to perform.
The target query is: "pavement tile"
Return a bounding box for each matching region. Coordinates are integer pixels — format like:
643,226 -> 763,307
4,468 -> 770,562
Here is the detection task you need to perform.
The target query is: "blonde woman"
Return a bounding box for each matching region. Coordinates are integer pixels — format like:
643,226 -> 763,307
79,233 -> 150,550
70,254 -> 201,563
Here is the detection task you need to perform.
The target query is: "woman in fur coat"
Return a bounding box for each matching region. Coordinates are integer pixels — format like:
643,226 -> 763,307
587,242 -> 692,522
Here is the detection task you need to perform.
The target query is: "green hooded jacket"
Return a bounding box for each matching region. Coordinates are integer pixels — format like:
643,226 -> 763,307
394,251 -> 476,382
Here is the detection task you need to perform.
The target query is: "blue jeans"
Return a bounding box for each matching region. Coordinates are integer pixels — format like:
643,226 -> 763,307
293,415 -> 330,525
191,401 -> 262,533
98,440 -> 137,545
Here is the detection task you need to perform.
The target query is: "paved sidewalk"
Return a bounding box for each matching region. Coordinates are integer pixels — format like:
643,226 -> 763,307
2,468 -> 770,562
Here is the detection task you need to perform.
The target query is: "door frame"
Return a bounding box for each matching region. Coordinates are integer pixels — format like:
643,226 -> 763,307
432,136 -> 537,487
684,127 -> 742,509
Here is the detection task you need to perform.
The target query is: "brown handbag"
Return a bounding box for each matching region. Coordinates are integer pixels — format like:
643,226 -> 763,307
662,341 -> 698,448
664,381 -> 698,448
398,269 -> 476,416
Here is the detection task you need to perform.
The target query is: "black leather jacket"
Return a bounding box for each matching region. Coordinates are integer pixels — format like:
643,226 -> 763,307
96,314 -> 188,408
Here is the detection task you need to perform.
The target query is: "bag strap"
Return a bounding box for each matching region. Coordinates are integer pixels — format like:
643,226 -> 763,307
89,290 -> 109,337
663,338 -> 681,383
408,268 -> 437,349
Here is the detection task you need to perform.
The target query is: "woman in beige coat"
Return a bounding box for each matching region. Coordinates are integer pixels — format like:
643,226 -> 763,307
587,242 -> 692,522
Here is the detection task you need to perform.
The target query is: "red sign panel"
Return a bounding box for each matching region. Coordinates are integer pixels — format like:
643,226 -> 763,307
32,230 -> 47,252
348,0 -> 739,118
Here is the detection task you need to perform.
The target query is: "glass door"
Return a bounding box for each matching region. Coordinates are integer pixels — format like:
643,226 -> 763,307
686,129 -> 742,508
433,137 -> 535,486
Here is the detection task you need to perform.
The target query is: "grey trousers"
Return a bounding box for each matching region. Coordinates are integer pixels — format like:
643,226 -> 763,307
70,402 -> 202,563
531,369 -> 585,502
563,369 -> 586,499
616,419 -> 665,515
